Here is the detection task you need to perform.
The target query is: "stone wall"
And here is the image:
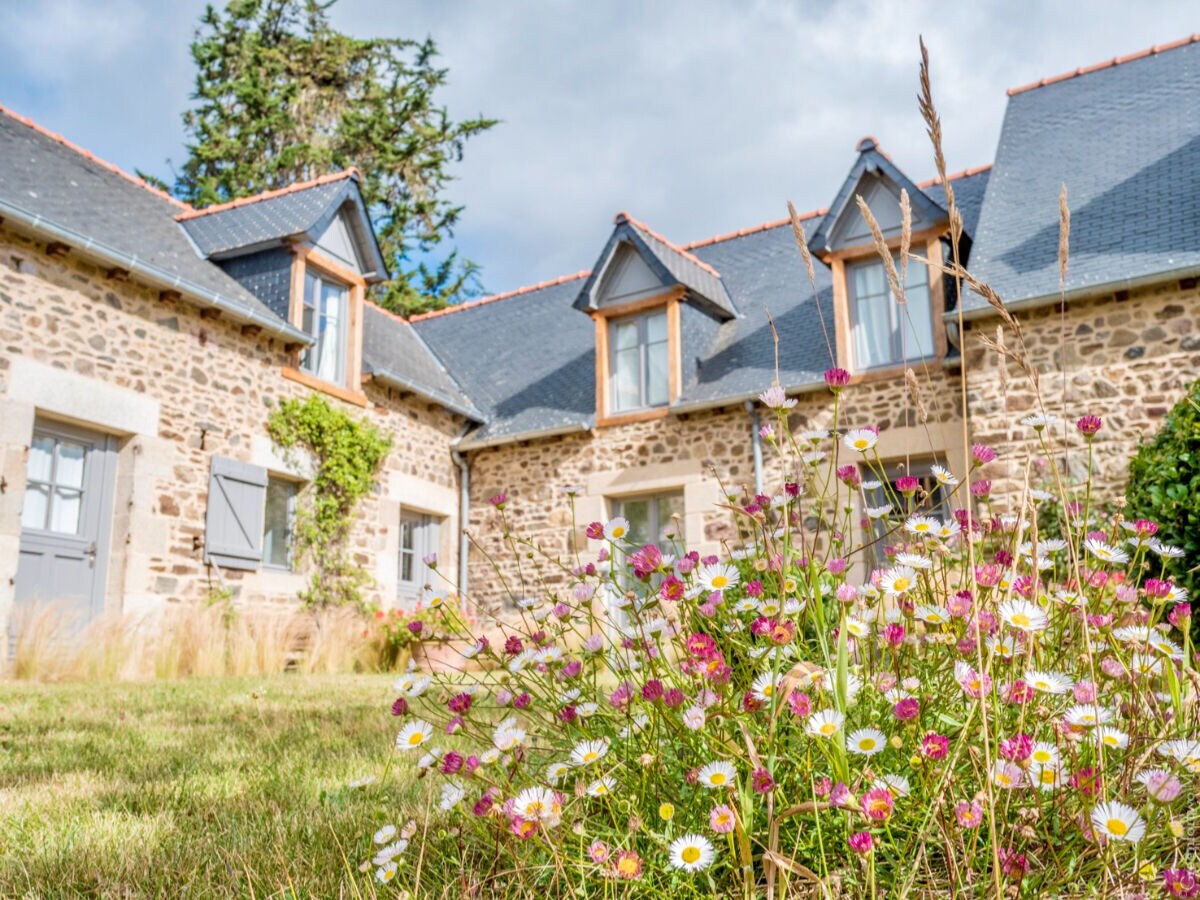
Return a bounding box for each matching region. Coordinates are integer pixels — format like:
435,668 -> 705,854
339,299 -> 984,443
963,278 -> 1200,510
0,224 -> 466,637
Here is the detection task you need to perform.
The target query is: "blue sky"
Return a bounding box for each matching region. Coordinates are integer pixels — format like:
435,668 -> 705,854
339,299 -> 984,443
0,1 -> 1195,296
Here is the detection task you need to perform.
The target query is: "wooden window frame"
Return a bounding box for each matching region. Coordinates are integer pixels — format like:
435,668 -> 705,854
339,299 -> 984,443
282,245 -> 368,407
609,489 -> 685,547
826,227 -> 948,382
592,286 -> 684,427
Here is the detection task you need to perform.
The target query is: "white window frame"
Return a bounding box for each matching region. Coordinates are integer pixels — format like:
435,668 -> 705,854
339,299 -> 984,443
262,475 -> 298,571
397,510 -> 441,604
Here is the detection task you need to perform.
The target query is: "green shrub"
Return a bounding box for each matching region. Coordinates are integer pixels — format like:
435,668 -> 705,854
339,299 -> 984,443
1127,376 -> 1200,640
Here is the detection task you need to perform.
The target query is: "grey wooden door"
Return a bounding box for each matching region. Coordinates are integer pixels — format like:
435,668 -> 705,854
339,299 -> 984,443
13,420 -> 118,644
396,511 -> 440,607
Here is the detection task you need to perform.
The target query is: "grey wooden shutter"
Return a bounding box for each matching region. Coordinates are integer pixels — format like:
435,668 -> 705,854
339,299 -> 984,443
204,456 -> 268,571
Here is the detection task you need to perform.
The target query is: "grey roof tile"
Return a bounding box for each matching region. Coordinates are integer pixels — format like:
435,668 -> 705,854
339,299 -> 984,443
967,40 -> 1200,310
0,108 -> 288,326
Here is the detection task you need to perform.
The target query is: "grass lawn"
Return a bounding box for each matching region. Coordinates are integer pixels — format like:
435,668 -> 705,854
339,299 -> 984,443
0,674 -> 410,898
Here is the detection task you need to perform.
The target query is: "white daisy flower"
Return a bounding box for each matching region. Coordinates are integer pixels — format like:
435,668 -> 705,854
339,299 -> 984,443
1084,538 -> 1130,565
734,598 -> 761,614
847,728 -> 886,756
914,604 -> 951,626
895,552 -> 933,570
873,774 -> 911,797
395,720 -> 435,750
1064,705 -> 1114,728
479,748 -> 502,765
866,504 -> 893,519
374,825 -> 398,845
843,428 -> 879,453
1029,764 -> 1065,792
861,479 -> 883,491
546,762 -> 571,785
931,464 -> 958,486
603,517 -> 630,541
998,599 -> 1048,633
1025,670 -> 1073,694
586,776 -> 616,797
570,739 -> 610,766
807,709 -> 845,739
1128,652 -> 1162,677
439,781 -> 466,810
799,429 -> 829,444
493,719 -> 527,750
697,760 -> 737,788
372,840 -> 409,865
1149,539 -> 1185,559
416,747 -> 444,769
375,861 -> 398,883
1112,625 -> 1152,644
668,833 -> 716,872
1030,742 -> 1060,767
1159,738 -> 1200,773
880,566 -> 919,596
576,702 -> 599,717
392,674 -> 432,697
513,786 -> 561,821
1091,801 -> 1145,843
844,617 -> 869,638
1020,413 -> 1058,430
1096,727 -> 1129,750
697,563 -> 739,592
990,760 -> 1024,789
757,598 -> 783,617
750,671 -> 780,703
619,713 -> 650,738
348,776 -> 377,789
1148,634 -> 1184,660
904,516 -> 940,537
937,520 -> 961,539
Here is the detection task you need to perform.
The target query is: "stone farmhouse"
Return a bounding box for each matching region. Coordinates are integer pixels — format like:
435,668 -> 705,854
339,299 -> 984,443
2,36 -> 1199,636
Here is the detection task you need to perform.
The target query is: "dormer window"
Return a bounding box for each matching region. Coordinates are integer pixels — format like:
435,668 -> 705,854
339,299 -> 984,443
299,270 -> 349,384
610,309 -> 669,412
847,255 -> 934,370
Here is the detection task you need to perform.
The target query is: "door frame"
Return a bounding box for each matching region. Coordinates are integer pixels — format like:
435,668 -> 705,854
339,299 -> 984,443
396,509 -> 441,607
17,416 -> 120,622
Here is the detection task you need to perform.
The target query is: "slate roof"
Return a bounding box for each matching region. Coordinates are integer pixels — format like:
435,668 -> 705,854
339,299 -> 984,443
0,105 -> 296,333
361,303 -> 483,421
414,168 -> 991,445
967,37 -> 1200,311
177,171 -> 389,282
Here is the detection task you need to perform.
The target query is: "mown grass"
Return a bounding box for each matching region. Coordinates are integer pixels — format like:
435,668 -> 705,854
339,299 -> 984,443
0,674 -> 413,898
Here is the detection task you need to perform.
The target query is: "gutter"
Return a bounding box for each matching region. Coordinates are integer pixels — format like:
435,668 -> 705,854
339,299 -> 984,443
451,443 -> 471,603
366,366 -> 484,422
949,263 -> 1200,324
669,380 -> 825,416
745,401 -> 764,495
454,422 -> 590,452
0,197 -> 312,345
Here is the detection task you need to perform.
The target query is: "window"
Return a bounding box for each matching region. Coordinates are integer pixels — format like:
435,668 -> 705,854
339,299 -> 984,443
397,511 -> 441,604
609,310 -> 669,412
21,430 -> 89,535
611,491 -> 684,546
299,271 -> 349,385
860,459 -> 951,570
262,477 -> 297,570
847,256 -> 934,370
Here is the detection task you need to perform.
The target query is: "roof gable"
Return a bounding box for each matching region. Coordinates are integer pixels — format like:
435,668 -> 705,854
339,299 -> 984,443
178,173 -> 389,282
807,138 -> 947,257
574,214 -> 737,319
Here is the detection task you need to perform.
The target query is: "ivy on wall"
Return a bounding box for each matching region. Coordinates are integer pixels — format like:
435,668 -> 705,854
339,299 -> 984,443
267,395 -> 392,607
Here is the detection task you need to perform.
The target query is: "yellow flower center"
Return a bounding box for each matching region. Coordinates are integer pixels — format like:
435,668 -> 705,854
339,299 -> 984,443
659,803 -> 674,820
612,527 -> 625,538
594,785 -> 608,795
1039,770 -> 1056,785
682,847 -> 701,864
526,802 -> 544,816
893,578 -> 911,592
915,524 -> 930,532
407,732 -> 424,746
583,752 -> 598,762
1011,613 -> 1031,627
762,685 -> 773,697
997,774 -> 1012,786
712,576 -> 728,589
709,773 -> 726,785
617,857 -> 638,875
1104,736 -> 1119,747
854,439 -> 869,450
860,739 -> 876,751
1033,751 -> 1051,763
1107,818 -> 1128,837
820,723 -> 837,736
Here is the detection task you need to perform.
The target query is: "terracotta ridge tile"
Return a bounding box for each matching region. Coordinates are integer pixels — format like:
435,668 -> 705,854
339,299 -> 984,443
174,168 -> 362,220
916,164 -> 994,189
408,270 -> 592,322
0,102 -> 190,209
1007,33 -> 1200,95
614,211 -> 722,277
681,207 -> 827,250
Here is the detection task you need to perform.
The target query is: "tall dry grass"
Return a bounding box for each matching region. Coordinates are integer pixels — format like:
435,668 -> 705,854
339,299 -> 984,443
5,600 -> 378,682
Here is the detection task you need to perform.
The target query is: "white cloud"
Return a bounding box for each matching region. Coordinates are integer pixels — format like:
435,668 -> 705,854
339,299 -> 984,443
1,0 -> 1196,293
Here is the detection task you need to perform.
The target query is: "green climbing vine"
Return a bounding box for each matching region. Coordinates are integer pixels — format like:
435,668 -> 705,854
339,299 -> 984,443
267,395 -> 392,607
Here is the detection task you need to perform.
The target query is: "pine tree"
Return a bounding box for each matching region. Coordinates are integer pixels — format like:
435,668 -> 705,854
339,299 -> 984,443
174,0 -> 496,315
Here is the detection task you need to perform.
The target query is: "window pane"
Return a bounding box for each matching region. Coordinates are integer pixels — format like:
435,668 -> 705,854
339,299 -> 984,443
27,436 -> 54,483
851,261 -> 894,369
645,339 -> 668,407
320,281 -> 346,383
50,488 -> 82,534
613,319 -> 639,351
613,347 -> 641,411
263,478 -> 295,568
304,272 -> 320,313
655,494 -> 684,541
400,519 -> 414,552
620,500 -> 651,546
901,274 -> 934,359
852,261 -> 888,300
21,483 -> 48,530
645,311 -> 667,343
55,441 -> 87,490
